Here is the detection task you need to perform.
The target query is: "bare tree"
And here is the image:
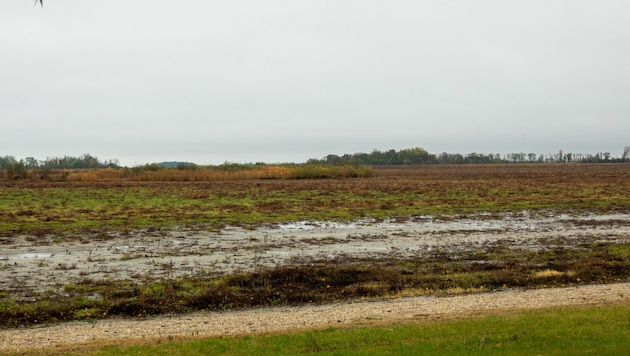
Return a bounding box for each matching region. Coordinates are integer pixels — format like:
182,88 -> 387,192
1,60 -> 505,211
34,0 -> 43,7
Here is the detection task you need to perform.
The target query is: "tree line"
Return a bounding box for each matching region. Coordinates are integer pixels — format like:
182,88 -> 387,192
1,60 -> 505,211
308,147 -> 630,165
1,147 -> 628,180
0,154 -> 119,179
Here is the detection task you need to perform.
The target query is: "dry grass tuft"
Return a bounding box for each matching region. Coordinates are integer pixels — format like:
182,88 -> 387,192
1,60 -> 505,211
533,269 -> 564,278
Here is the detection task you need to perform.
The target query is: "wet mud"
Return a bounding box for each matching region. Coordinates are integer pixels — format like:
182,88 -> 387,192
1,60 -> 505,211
2,211 -> 629,300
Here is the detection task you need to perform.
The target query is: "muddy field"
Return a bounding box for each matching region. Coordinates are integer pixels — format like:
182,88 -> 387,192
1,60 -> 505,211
2,210 -> 629,300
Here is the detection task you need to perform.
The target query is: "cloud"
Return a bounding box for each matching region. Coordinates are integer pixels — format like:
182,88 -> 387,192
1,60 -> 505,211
2,1 -> 629,165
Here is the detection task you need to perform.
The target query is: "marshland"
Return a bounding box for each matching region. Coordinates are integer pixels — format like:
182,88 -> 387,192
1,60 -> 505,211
1,163 -> 629,328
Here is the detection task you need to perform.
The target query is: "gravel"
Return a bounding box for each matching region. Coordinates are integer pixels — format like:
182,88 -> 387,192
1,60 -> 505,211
1,282 -> 628,354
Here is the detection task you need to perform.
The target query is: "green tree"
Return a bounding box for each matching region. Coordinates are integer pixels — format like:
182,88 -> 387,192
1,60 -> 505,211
451,153 -> 464,164
7,161 -> 26,179
0,155 -> 18,169
24,157 -> 39,169
398,147 -> 434,164
324,154 -> 342,164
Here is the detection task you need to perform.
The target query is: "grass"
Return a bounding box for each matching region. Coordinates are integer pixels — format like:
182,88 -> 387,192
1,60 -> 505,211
82,304 -> 630,355
1,164 -> 629,236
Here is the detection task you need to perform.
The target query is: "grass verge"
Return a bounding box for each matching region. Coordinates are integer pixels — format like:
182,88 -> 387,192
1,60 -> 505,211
80,304 -> 630,355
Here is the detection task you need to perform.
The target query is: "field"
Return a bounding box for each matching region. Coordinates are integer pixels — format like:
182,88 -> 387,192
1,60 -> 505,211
1,163 -> 630,353
2,163 -> 629,236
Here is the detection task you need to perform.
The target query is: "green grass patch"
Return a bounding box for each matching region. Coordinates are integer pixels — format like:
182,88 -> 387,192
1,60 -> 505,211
90,304 -> 630,355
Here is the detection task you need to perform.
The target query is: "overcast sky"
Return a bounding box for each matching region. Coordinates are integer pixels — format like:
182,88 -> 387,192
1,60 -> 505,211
2,1 -> 629,166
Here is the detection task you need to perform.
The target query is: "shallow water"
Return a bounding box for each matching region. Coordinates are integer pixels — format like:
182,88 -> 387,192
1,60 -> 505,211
0,252 -> 54,260
1,211 -> 629,297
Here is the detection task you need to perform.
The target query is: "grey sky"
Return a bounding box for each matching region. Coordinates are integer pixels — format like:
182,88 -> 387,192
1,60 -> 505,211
2,1 -> 629,166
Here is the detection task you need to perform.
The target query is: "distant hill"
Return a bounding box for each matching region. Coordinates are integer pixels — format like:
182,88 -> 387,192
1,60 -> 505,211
155,161 -> 197,168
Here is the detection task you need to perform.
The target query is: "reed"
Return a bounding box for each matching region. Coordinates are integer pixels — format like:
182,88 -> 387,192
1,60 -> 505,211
11,164 -> 373,182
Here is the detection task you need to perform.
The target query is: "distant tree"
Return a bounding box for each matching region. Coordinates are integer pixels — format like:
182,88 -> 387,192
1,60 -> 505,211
383,149 -> 398,164
324,154 -> 342,164
39,154 -> 119,169
451,154 -> 464,164
464,152 -> 482,164
370,149 -> 385,165
353,152 -> 370,164
0,155 -> 18,169
7,160 -> 26,179
436,152 -> 452,164
34,0 -> 42,7
398,147 -> 435,164
24,157 -> 39,169
528,153 -> 537,162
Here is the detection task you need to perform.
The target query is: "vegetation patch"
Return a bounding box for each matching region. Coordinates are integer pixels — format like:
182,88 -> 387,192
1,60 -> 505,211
1,164 -> 629,236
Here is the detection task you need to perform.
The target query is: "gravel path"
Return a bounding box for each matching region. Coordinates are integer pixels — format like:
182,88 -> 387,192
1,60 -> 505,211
1,282 -> 628,354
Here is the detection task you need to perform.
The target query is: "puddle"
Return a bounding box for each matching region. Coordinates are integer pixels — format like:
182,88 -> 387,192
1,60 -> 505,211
1,211 -> 629,297
277,221 -> 360,230
0,253 -> 54,260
